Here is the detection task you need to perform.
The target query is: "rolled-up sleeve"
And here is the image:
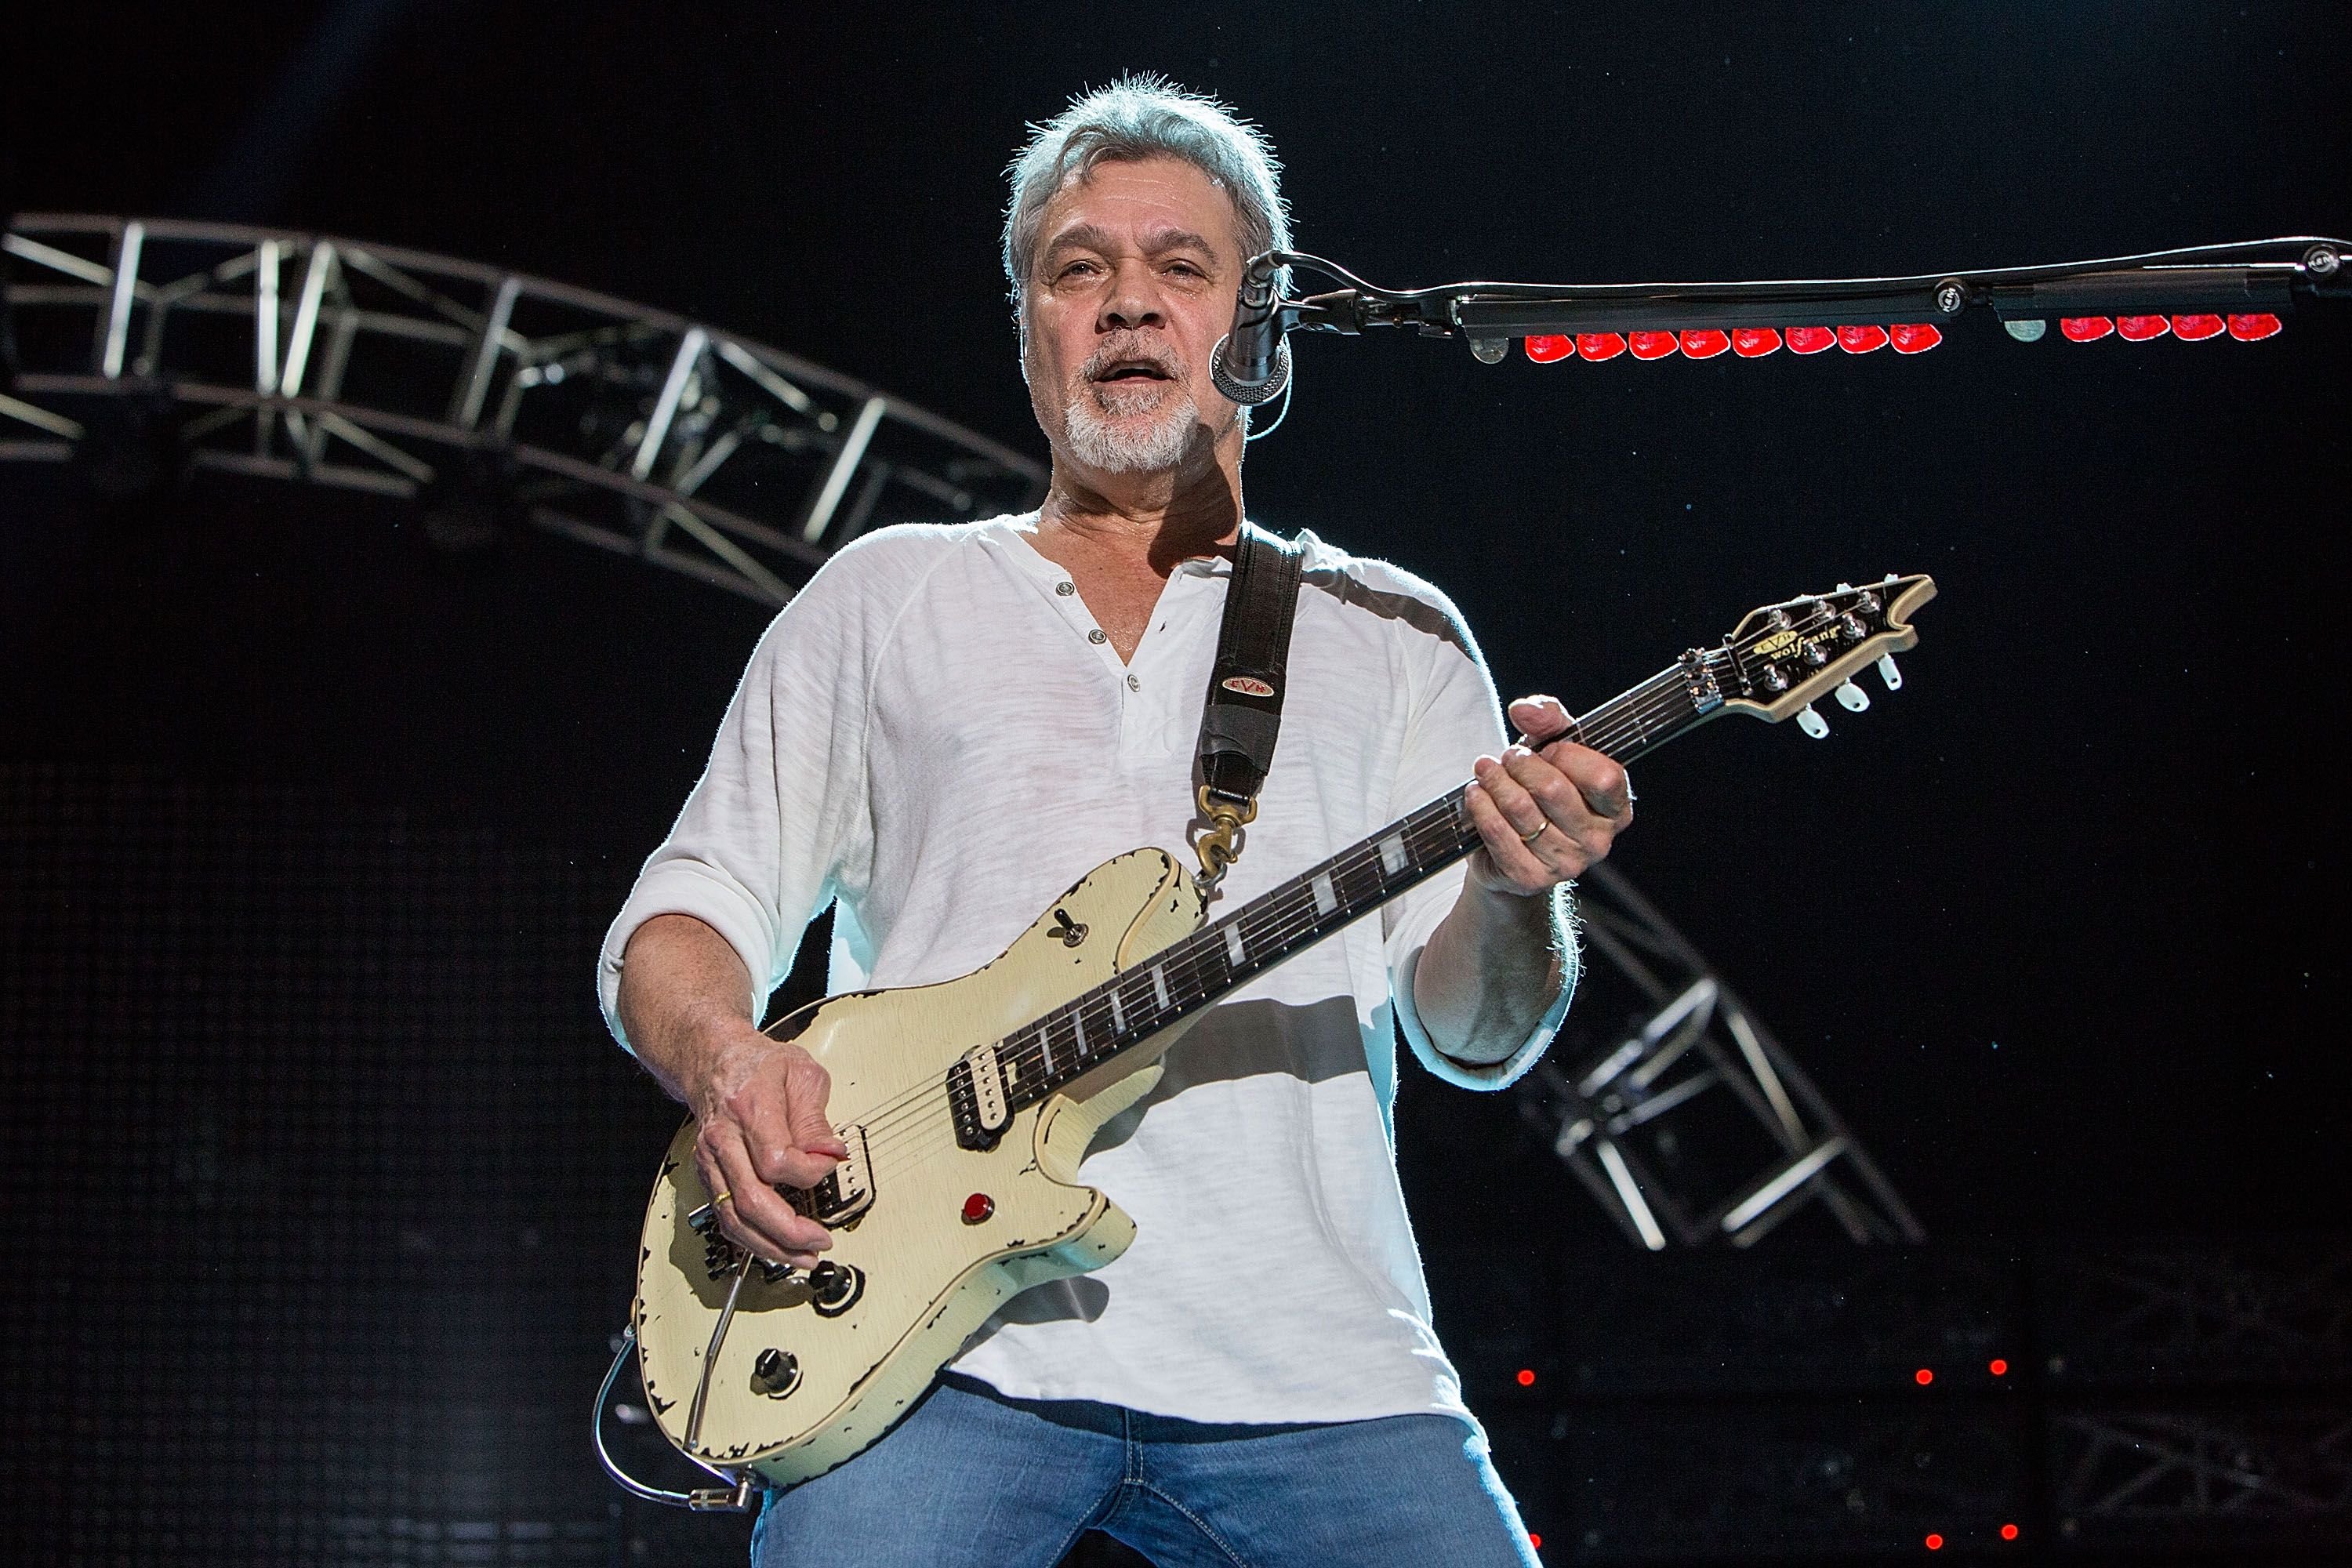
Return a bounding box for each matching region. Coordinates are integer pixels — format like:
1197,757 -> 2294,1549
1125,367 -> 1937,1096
1377,584 -> 1575,1091
596,549 -> 879,1052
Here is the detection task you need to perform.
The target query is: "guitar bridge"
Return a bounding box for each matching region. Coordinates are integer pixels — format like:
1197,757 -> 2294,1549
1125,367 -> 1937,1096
785,1123 -> 875,1228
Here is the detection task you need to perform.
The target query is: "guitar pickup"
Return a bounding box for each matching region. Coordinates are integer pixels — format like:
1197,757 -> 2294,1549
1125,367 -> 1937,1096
948,1044 -> 1014,1151
784,1123 -> 875,1229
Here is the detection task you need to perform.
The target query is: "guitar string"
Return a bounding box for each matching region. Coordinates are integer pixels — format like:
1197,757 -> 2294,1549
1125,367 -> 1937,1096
845,630 -> 1899,1186
840,668 -> 1711,1163
846,798 -> 1477,1176
850,733 -> 1600,1178
845,742 -> 1535,1156
811,612 -> 1886,1176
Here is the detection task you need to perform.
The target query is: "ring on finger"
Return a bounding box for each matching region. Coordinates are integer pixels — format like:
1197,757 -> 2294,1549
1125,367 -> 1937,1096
712,1189 -> 734,1207
1519,821 -> 1548,845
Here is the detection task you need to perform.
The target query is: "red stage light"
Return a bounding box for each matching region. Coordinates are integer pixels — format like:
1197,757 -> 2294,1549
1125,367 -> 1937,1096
1926,1534 -> 1945,1552
1838,324 -> 1889,354
2228,312 -> 2284,341
2001,1523 -> 2020,1541
2060,316 -> 2114,342
1680,328 -> 1731,359
1988,1358 -> 2009,1377
1577,332 -> 1627,361
2172,314 -> 2226,340
1628,330 -> 1680,360
1915,1368 -> 1935,1385
1732,327 -> 1782,358
1525,335 -> 1573,363
1785,325 -> 1836,354
1889,322 -> 1943,354
1516,1368 -> 1537,1387
2116,314 -> 2170,341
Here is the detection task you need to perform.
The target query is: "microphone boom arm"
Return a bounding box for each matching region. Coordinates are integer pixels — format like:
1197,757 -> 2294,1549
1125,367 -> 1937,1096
1250,236 -> 2351,358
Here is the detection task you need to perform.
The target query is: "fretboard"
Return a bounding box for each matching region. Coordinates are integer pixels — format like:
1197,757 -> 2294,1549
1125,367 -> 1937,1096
987,652 -> 1728,1112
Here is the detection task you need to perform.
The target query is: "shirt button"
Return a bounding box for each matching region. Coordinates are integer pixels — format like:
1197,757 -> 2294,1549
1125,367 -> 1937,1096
1127,673 -> 1141,691
1087,628 -> 1108,644
1056,582 -> 1076,596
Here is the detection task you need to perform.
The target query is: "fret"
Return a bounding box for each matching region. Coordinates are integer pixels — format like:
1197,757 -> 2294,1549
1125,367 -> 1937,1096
1334,848 -> 1385,908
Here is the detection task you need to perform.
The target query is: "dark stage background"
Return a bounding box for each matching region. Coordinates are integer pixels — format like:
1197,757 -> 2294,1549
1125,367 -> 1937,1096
5,4 -> 2350,1563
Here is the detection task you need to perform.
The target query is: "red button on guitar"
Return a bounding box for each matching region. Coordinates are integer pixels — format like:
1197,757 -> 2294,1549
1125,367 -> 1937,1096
963,1192 -> 995,1225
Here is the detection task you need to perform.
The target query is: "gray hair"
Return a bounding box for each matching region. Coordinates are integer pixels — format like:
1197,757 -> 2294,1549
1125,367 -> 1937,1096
1002,74 -> 1291,312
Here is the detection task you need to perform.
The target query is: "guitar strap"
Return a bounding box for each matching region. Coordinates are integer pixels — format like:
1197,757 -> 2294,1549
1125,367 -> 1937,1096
1190,521 -> 1305,888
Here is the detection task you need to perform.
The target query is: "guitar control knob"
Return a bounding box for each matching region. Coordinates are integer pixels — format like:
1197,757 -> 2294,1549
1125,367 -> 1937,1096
963,1192 -> 996,1225
1796,705 -> 1830,739
1876,653 -> 1904,691
752,1348 -> 801,1398
1835,680 -> 1871,713
808,1261 -> 866,1318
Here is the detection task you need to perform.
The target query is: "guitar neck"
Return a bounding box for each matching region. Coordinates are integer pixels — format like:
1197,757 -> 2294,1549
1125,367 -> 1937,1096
992,650 -> 1731,1112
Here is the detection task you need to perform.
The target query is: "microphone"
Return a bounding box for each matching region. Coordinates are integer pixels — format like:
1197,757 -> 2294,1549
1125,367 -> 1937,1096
1210,252 -> 1293,406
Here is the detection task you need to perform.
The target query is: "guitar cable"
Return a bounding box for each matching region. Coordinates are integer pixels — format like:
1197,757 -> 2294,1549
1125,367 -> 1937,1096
594,1323 -> 758,1512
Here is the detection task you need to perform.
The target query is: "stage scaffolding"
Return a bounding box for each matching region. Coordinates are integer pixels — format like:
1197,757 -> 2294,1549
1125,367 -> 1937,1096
1517,862 -> 1924,1249
1,214 -> 1047,605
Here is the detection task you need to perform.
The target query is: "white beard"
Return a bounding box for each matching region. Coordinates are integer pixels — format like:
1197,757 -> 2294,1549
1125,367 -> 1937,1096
1060,380 -> 1203,474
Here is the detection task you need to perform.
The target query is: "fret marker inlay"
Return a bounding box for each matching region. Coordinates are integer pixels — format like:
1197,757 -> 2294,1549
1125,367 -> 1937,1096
1310,872 -> 1338,916
1223,923 -> 1247,968
1150,965 -> 1170,1011
1379,834 -> 1407,877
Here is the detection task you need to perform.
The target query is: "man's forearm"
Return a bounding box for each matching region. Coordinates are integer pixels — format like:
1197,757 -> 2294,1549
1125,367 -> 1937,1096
617,913 -> 759,1107
1411,882 -> 1570,1065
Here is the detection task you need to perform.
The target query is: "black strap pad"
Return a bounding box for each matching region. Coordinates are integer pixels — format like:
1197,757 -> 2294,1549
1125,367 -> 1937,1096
1196,522 -> 1305,810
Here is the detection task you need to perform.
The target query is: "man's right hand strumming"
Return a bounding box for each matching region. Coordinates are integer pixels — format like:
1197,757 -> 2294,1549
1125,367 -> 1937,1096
618,913 -> 847,1271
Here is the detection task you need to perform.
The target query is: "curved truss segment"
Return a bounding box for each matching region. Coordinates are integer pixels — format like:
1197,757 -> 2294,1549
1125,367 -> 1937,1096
2,215 -> 1047,604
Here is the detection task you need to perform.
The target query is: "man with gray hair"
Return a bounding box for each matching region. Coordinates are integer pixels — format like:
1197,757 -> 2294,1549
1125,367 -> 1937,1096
602,74 -> 1631,1566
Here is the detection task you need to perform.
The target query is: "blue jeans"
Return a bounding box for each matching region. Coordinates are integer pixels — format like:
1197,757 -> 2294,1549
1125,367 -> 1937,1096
751,1375 -> 1537,1567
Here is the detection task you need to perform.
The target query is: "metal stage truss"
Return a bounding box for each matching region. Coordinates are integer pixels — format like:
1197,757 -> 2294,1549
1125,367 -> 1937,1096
1517,862 -> 1924,1249
2,214 -> 1918,1255
0,214 -> 1047,605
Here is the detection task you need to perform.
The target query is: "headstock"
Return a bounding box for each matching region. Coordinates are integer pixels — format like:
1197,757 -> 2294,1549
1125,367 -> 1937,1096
1715,575 -> 1936,735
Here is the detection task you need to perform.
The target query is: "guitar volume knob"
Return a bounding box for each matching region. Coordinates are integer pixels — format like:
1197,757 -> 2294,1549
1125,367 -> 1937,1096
752,1348 -> 801,1398
808,1261 -> 866,1318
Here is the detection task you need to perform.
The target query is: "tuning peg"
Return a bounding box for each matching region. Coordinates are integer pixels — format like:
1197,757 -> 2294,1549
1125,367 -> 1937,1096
1835,680 -> 1871,713
1796,704 -> 1830,739
1876,653 -> 1903,691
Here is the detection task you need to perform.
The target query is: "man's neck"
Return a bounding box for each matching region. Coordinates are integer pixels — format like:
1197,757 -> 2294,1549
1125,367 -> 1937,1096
1036,445 -> 1243,579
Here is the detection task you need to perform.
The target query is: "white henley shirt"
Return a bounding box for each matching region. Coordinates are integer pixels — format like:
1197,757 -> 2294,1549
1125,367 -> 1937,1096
598,514 -> 1570,1428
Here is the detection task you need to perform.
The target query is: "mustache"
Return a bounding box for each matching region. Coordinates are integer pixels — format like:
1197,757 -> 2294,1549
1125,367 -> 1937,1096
1080,335 -> 1184,382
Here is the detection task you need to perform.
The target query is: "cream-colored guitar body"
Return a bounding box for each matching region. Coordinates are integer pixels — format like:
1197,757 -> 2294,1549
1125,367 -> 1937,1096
633,848 -> 1207,1487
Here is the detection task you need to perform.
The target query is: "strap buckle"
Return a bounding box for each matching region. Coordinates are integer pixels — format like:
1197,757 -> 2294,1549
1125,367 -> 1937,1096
1191,785 -> 1258,893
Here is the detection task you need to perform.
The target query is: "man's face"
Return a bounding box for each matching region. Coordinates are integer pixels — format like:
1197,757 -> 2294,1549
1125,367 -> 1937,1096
1021,154 -> 1246,477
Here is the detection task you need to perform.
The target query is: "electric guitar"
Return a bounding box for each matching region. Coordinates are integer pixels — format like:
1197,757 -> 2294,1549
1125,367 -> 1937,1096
626,573 -> 1936,1490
